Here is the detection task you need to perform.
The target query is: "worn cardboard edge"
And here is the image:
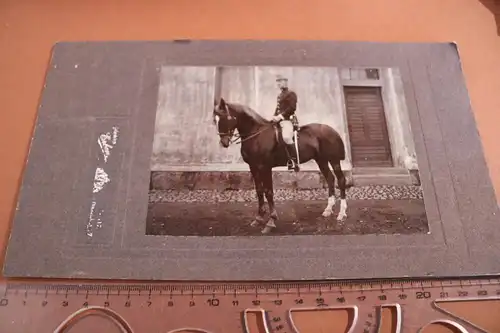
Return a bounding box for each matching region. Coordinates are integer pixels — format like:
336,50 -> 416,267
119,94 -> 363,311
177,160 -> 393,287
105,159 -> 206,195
2,40 -> 499,281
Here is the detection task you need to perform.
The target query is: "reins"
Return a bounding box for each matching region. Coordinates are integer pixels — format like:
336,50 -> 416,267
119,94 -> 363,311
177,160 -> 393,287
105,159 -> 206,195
218,124 -> 273,145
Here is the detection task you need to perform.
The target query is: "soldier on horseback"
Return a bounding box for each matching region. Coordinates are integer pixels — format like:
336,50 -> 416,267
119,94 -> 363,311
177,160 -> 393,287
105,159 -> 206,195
271,74 -> 300,172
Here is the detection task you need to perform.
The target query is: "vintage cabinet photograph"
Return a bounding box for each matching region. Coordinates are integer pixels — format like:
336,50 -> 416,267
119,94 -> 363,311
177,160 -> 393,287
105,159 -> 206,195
146,65 -> 428,236
4,40 -> 499,281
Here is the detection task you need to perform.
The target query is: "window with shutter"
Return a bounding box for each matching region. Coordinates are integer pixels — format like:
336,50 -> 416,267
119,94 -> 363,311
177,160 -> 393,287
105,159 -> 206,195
344,86 -> 393,167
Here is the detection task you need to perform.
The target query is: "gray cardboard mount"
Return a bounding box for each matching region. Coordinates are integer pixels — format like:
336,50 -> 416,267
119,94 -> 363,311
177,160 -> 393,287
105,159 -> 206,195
3,40 -> 500,281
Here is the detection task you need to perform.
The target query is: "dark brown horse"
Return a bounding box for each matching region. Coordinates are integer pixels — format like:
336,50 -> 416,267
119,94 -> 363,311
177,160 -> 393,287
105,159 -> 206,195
213,98 -> 348,234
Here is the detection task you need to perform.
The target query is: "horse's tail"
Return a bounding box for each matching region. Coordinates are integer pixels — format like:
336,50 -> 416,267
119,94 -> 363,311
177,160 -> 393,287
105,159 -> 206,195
339,139 -> 346,161
330,126 -> 346,161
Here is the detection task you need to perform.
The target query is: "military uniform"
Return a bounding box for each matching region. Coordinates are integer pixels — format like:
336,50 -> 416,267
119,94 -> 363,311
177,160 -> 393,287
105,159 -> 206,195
273,77 -> 300,171
274,88 -> 298,128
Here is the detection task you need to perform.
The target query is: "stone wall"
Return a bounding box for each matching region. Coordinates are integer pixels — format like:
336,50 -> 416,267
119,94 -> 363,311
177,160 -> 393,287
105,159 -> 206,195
151,65 -> 353,171
150,65 -> 419,185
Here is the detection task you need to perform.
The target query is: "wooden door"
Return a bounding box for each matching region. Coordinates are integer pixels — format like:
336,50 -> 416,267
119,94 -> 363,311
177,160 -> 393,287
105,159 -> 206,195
344,86 -> 393,167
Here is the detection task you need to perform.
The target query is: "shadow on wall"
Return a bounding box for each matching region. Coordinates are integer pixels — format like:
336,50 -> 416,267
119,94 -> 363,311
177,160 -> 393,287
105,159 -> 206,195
478,0 -> 500,35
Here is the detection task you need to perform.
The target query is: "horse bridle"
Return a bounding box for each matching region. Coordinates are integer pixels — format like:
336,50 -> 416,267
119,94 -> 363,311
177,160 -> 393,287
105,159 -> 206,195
214,114 -> 271,145
218,127 -> 270,145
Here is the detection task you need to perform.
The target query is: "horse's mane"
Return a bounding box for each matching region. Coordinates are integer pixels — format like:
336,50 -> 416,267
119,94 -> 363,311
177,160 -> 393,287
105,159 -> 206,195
227,102 -> 270,125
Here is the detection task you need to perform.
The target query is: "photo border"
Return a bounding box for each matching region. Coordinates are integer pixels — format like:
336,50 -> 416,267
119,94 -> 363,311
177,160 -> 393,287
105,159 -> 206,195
3,40 -> 499,280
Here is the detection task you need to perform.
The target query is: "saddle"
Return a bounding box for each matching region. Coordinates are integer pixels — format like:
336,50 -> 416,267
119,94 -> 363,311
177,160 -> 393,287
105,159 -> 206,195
273,115 -> 300,144
273,124 -> 300,144
274,120 -> 301,171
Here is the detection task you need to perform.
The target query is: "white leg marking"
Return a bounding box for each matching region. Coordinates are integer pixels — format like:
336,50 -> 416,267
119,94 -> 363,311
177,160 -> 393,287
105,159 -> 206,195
261,219 -> 276,234
266,219 -> 276,228
337,199 -> 347,221
322,196 -> 336,217
250,215 -> 264,227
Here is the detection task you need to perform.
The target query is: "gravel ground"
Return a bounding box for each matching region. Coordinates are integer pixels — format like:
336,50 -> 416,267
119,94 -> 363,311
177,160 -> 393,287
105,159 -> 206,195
149,184 -> 424,203
146,198 -> 429,236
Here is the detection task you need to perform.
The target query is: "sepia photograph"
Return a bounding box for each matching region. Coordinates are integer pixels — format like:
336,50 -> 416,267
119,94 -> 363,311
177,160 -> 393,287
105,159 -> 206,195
5,40 -> 499,281
145,65 -> 429,236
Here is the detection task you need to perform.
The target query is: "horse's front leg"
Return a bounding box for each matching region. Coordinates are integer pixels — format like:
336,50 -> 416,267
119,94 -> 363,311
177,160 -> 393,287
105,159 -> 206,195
249,165 -> 266,227
261,167 -> 277,234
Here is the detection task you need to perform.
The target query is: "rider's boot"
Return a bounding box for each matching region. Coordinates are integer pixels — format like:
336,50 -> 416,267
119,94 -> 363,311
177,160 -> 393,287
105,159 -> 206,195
285,144 -> 300,172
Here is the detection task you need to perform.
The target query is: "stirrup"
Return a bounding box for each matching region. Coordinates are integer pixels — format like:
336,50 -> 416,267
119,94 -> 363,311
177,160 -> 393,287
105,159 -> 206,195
287,160 -> 300,172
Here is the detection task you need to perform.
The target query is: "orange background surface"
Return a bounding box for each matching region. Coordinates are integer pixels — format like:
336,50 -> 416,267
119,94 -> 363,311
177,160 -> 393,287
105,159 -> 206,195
0,0 -> 499,280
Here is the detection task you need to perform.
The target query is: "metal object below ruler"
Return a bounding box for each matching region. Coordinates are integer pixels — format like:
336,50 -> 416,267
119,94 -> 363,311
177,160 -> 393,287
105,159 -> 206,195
1,277 -> 500,333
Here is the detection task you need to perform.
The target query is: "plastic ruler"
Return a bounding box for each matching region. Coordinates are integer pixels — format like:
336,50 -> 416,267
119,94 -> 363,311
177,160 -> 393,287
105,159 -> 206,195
1,277 -> 500,333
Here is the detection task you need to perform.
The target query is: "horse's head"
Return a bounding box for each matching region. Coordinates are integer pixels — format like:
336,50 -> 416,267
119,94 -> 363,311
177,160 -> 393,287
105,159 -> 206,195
213,97 -> 237,148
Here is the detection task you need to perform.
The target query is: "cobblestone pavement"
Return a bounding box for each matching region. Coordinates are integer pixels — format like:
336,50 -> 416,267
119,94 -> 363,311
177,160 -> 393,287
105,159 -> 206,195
146,197 -> 429,236
149,184 -> 424,204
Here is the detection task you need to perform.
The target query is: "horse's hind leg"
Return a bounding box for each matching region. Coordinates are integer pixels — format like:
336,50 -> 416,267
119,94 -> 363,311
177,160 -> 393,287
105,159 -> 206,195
317,160 -> 337,218
331,160 -> 348,221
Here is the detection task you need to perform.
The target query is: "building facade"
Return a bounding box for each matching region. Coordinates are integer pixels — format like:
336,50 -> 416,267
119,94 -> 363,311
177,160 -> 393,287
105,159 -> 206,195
151,66 -> 420,187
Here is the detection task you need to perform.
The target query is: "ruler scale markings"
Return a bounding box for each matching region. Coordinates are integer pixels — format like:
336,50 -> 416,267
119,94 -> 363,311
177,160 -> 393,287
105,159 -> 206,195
2,278 -> 500,332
